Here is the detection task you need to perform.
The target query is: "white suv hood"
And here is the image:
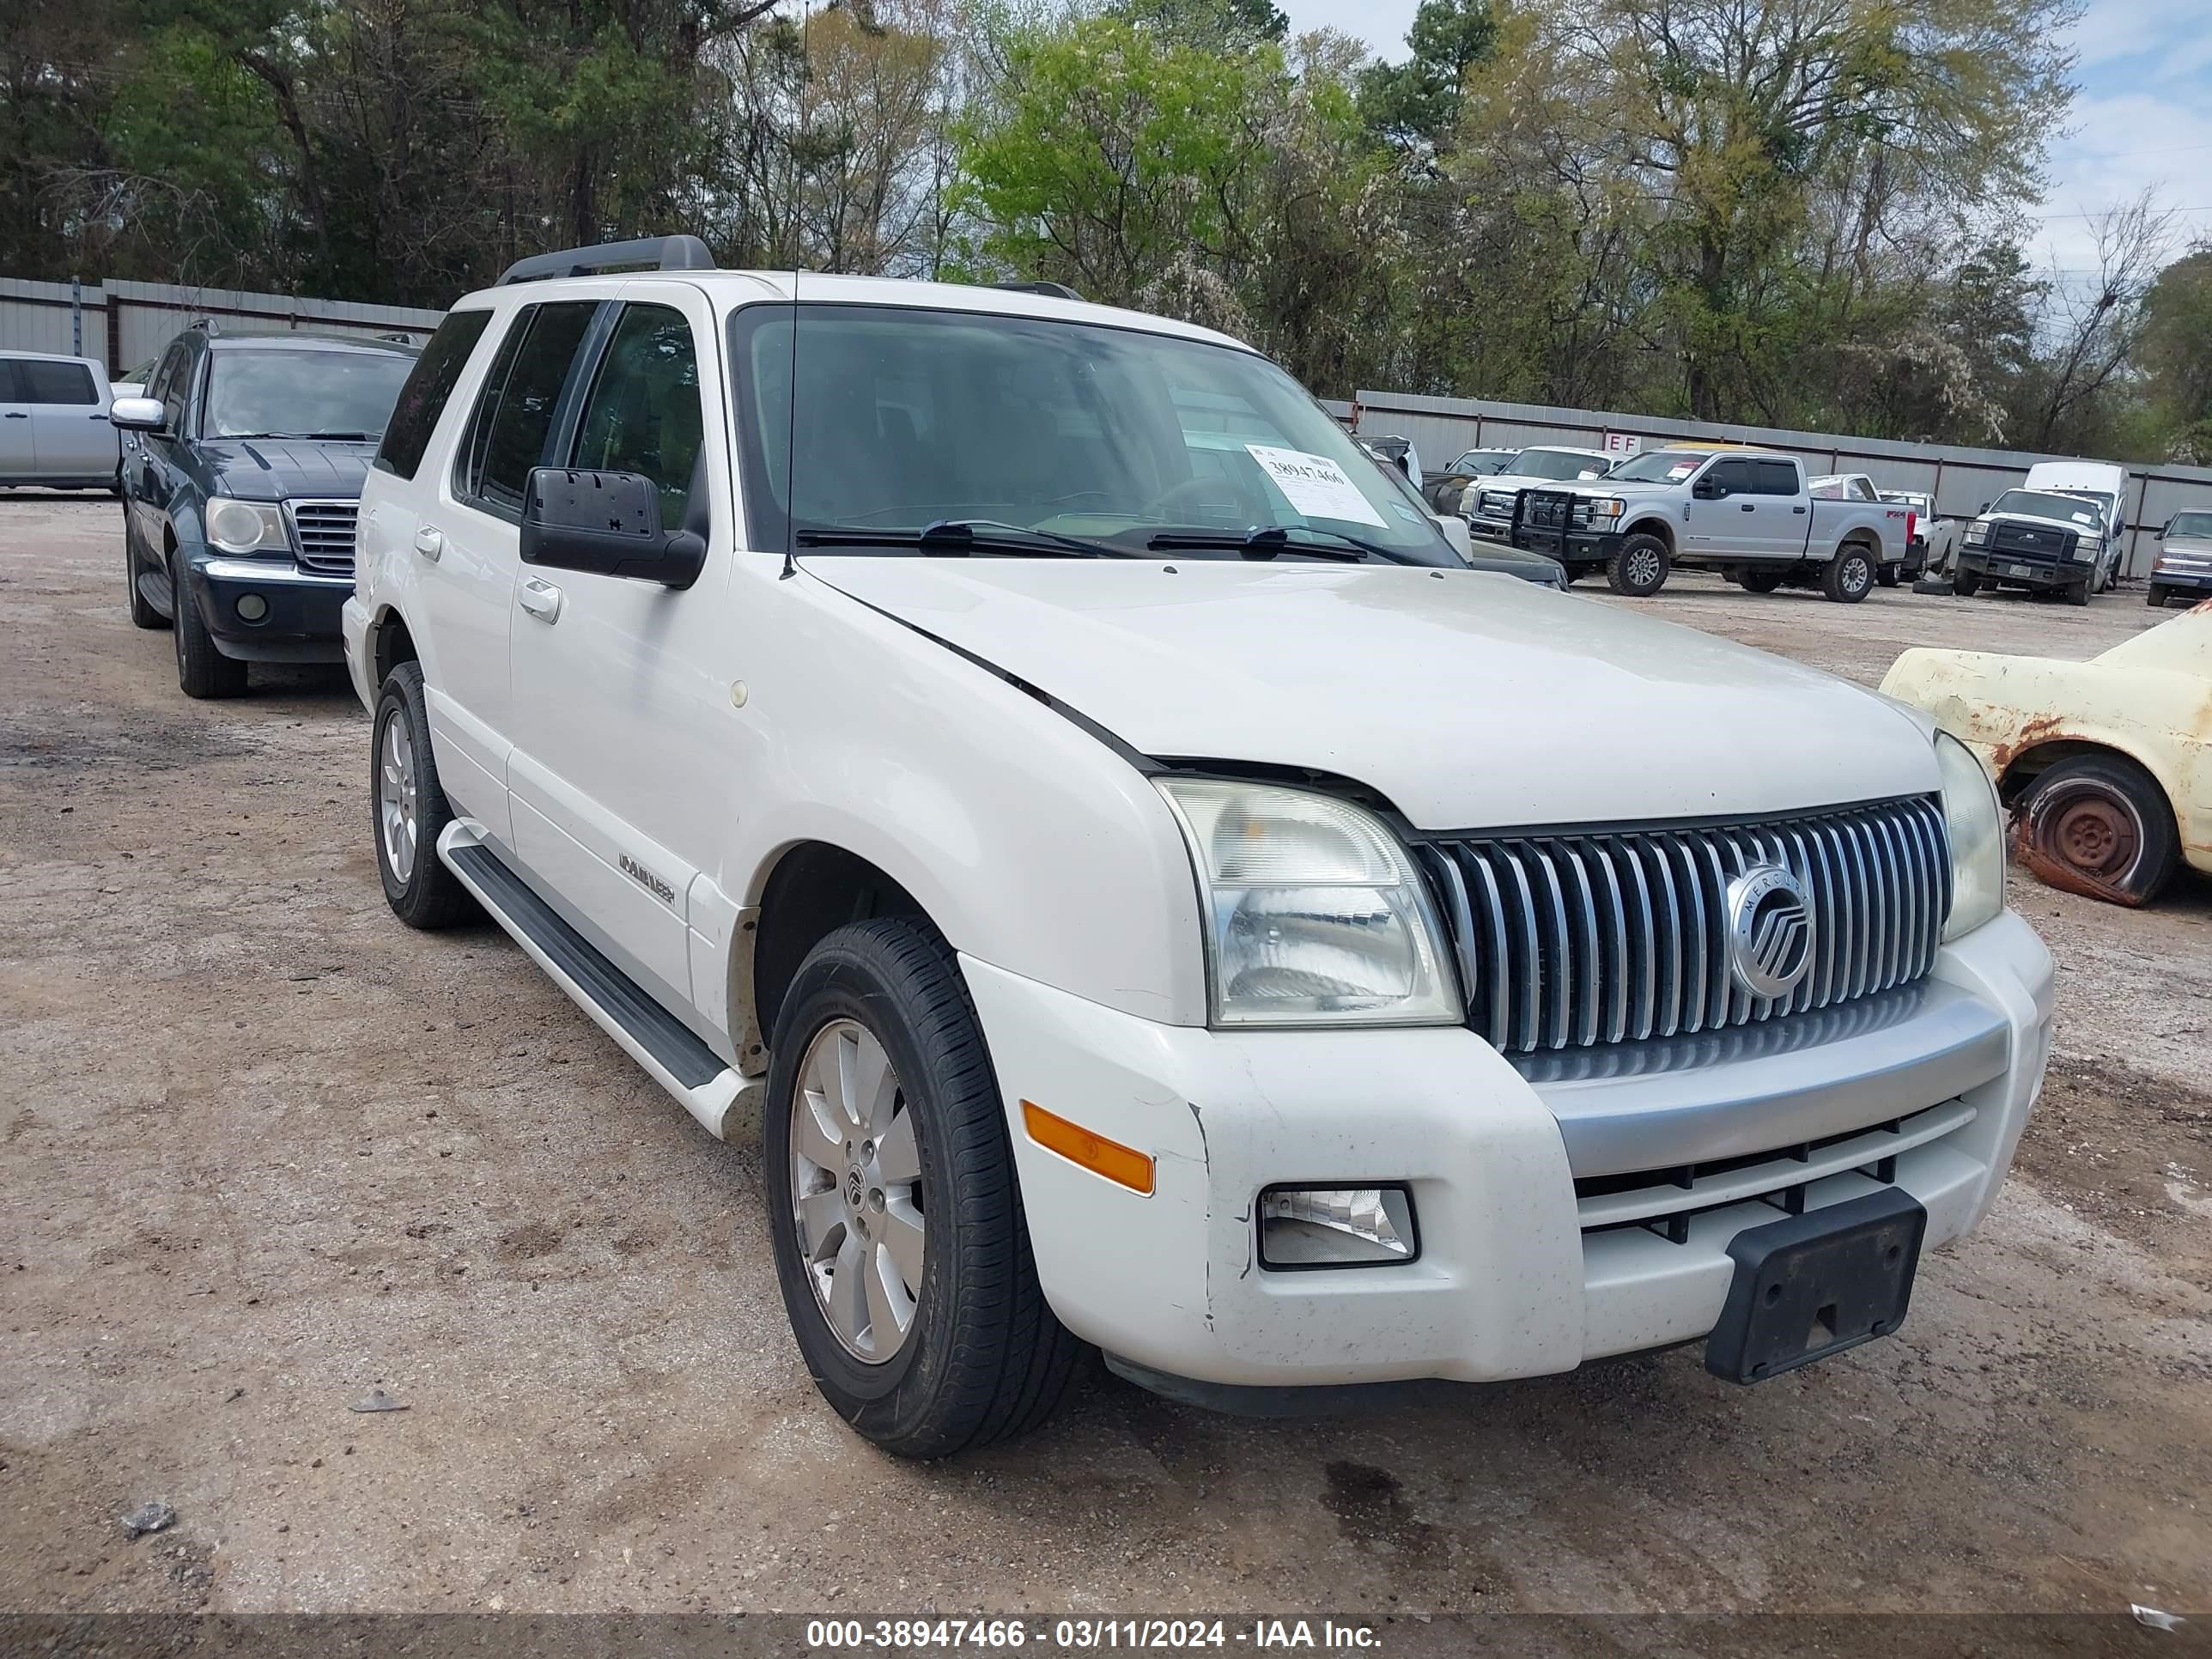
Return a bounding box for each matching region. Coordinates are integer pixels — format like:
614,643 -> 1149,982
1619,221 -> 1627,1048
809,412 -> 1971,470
805,557 -> 1937,830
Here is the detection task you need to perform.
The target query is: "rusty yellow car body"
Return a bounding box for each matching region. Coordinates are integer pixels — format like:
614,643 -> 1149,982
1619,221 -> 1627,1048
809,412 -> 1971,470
1881,602 -> 2212,904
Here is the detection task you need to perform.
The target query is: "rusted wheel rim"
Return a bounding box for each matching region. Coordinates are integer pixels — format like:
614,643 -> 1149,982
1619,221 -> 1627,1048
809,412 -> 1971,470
2038,786 -> 2140,880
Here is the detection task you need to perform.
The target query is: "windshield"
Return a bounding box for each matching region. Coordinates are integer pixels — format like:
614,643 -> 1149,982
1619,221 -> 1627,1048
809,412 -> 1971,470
2166,511 -> 2212,539
204,348 -> 416,440
1510,448 -> 1606,481
732,304 -> 1458,565
1451,450 -> 1510,475
1608,448 -> 1709,483
1992,490 -> 2103,530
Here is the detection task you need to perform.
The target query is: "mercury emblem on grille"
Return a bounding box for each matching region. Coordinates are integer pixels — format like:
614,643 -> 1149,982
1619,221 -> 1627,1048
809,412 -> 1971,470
1725,864 -> 1814,999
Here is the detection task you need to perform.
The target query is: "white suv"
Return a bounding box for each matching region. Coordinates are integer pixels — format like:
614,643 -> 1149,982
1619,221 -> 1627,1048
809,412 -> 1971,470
347,237 -> 2057,1457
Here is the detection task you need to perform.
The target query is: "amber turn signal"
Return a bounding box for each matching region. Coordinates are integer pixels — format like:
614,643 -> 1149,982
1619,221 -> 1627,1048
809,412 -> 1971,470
1021,1100 -> 1155,1196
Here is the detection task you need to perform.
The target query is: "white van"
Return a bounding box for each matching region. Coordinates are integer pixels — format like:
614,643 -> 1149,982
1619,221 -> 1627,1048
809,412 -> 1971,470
2022,461 -> 2128,592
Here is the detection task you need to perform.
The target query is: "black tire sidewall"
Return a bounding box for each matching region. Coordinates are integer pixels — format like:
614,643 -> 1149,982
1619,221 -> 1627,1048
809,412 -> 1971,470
2027,756 -> 2180,902
1828,549 -> 1873,602
172,558 -> 246,696
1610,534 -> 1668,596
370,662 -> 465,924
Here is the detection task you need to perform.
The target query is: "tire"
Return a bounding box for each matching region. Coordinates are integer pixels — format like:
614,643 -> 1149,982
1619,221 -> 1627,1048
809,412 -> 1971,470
1822,545 -> 1875,604
2147,583 -> 2170,609
171,559 -> 247,697
1953,570 -> 1981,598
1876,564 -> 1899,588
2065,578 -> 2090,607
1606,532 -> 1669,596
1738,568 -> 1784,594
372,661 -> 477,928
124,517 -> 166,630
2019,753 -> 2180,907
765,918 -> 1084,1459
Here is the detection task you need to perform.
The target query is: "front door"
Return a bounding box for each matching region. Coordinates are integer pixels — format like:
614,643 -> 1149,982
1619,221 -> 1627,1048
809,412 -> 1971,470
506,284 -> 741,1025
423,295 -> 605,843
0,360 -> 31,481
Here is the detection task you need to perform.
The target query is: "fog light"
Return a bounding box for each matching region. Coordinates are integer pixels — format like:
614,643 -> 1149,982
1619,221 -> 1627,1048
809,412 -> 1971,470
235,593 -> 269,623
1257,1185 -> 1417,1269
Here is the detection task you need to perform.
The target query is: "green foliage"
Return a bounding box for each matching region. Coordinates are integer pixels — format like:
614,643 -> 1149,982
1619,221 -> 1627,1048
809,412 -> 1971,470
1356,0 -> 1497,155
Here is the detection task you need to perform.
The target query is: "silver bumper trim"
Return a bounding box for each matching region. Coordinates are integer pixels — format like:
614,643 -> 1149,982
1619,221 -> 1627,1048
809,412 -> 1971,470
200,558 -> 353,587
1521,978 -> 2009,1178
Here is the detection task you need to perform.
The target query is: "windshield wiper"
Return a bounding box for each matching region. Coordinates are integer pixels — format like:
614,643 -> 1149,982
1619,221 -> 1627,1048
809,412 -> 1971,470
794,520 -> 1131,559
303,430 -> 376,441
1146,525 -> 1370,562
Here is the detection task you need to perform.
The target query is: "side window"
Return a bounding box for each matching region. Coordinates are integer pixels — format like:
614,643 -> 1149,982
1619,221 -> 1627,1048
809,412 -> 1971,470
562,304 -> 703,531
376,309 -> 493,480
1752,459 -> 1801,496
456,301 -> 599,516
1705,459 -> 1755,495
0,359 -> 21,401
1850,477 -> 1877,501
146,345 -> 185,430
19,360 -> 98,404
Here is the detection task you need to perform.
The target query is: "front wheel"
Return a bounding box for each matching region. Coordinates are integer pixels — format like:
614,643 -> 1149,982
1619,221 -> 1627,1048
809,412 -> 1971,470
1823,546 -> 1875,603
765,919 -> 1084,1458
1953,570 -> 1982,598
2147,583 -> 2171,608
1607,533 -> 1670,597
124,519 -> 167,630
2019,753 -> 2179,906
2065,578 -> 2091,606
1876,564 -> 1899,588
172,562 -> 246,697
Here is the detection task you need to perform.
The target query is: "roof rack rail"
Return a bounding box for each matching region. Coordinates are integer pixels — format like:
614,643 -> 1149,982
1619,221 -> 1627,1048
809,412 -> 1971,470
185,317 -> 221,336
990,279 -> 1085,302
498,234 -> 716,287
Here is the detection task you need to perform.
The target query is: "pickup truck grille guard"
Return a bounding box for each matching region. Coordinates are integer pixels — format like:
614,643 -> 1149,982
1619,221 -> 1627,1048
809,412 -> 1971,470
1516,489 -> 1586,531
1412,796 -> 1953,1057
1984,520 -> 2075,562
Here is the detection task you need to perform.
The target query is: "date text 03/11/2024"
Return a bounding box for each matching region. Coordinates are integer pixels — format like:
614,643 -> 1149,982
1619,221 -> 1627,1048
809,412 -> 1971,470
803,1620 -> 1382,1650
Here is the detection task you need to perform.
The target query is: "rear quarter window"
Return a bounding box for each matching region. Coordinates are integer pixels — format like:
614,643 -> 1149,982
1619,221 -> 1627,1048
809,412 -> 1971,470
377,310 -> 493,480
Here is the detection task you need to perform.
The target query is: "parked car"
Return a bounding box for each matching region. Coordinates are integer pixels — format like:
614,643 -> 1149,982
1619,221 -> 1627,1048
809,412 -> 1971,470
347,236 -> 2052,1457
0,350 -> 119,492
109,325 -> 419,697
1420,447 -> 1518,514
1362,433 -> 1421,488
1954,488 -> 2112,606
1880,489 -> 1957,584
1360,441 -> 1568,582
1810,474 -> 1923,585
110,357 -> 157,402
2022,460 -> 2127,592
1462,446 -> 1614,539
2147,508 -> 2212,607
1882,605 -> 2209,906
1510,445 -> 1909,599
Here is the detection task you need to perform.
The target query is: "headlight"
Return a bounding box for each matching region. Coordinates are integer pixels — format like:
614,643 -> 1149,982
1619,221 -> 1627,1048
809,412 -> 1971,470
1964,520 -> 1989,545
2072,535 -> 2101,564
205,496 -> 290,556
1936,732 -> 2004,940
1156,780 -> 1459,1027
1459,483 -> 1478,514
1586,497 -> 1626,520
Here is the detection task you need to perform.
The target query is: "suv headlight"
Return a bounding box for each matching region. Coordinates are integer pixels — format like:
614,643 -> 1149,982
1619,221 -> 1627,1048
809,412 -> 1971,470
1585,497 -> 1626,521
1964,520 -> 1989,545
205,496 -> 291,556
2072,534 -> 2102,564
1156,780 -> 1460,1027
1936,732 -> 2004,940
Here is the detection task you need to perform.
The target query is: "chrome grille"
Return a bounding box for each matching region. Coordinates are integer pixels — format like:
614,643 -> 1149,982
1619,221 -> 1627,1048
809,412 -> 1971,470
286,499 -> 359,574
1415,797 -> 1952,1055
1478,489 -> 1518,519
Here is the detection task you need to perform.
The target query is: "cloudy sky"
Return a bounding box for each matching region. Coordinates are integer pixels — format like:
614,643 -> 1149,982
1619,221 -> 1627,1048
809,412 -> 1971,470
1276,0 -> 2212,275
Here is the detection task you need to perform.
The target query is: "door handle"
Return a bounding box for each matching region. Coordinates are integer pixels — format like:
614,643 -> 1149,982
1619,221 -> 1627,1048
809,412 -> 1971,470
413,526 -> 444,562
3,410 -> 25,419
519,578 -> 563,623
1792,505 -> 1807,514
1739,502 -> 1756,512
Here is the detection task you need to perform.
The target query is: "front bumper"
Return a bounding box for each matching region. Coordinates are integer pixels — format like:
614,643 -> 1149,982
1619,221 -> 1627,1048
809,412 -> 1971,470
968,908 -> 2053,1389
2150,562 -> 2212,593
1956,550 -> 2092,591
185,556 -> 350,663
1511,524 -> 1622,566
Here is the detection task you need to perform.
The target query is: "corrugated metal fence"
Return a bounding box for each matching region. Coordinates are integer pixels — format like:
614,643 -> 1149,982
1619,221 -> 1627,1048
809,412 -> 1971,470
1355,389 -> 2212,581
0,276 -> 442,380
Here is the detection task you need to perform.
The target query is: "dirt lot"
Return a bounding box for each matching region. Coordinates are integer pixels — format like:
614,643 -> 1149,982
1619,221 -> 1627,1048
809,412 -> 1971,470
2,495 -> 2207,1620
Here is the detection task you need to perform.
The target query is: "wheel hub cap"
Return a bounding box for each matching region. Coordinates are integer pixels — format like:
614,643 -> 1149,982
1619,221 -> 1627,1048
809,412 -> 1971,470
790,1019 -> 926,1364
2051,796 -> 2135,876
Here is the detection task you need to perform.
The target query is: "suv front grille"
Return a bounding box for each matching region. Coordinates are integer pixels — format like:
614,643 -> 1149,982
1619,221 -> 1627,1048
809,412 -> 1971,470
286,499 -> 360,574
1478,488 -> 1518,519
1413,797 -> 1952,1055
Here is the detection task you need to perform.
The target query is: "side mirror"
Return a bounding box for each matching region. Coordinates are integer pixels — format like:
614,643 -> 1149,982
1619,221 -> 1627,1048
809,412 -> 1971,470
110,397 -> 166,432
1978,501 -> 1990,514
1693,478 -> 1723,500
1436,514 -> 1474,560
2158,520 -> 2170,538
521,466 -> 707,588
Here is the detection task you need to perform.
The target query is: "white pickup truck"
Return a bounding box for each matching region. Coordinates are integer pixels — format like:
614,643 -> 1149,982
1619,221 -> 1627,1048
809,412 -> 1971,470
1508,445 -> 1912,600
344,239 -> 2053,1457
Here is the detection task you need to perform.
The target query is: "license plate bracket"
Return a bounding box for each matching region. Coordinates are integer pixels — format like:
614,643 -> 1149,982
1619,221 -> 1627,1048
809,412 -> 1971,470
1705,1188 -> 1926,1384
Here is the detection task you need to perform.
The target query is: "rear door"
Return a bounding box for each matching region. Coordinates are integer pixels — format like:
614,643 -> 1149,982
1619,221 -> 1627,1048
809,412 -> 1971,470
1747,458 -> 1809,560
0,360 -> 30,480
423,295 -> 606,845
18,357 -> 114,481
505,283 -> 737,1017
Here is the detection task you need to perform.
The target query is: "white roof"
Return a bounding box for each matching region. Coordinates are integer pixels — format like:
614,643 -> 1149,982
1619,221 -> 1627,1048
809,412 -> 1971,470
0,347 -> 100,366
1516,444 -> 1611,458
459,269 -> 1258,354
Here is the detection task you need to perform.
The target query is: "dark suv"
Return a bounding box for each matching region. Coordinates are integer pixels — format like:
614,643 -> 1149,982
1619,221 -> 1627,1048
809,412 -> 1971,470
111,326 -> 419,697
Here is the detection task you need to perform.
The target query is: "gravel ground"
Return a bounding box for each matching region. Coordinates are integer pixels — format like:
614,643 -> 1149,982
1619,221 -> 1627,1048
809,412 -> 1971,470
2,495 -> 2207,1620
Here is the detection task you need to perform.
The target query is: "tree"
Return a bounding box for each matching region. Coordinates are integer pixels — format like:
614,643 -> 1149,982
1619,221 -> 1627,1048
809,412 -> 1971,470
2135,243 -> 2212,460
1358,0 -> 1498,156
2021,192 -> 2176,452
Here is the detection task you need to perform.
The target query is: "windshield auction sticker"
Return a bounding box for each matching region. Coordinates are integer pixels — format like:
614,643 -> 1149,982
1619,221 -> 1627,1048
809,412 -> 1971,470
1244,445 -> 1389,527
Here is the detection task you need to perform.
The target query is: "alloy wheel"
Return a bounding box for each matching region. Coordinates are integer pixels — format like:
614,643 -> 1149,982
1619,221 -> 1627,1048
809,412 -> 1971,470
378,715 -> 419,883
789,1018 -> 927,1364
